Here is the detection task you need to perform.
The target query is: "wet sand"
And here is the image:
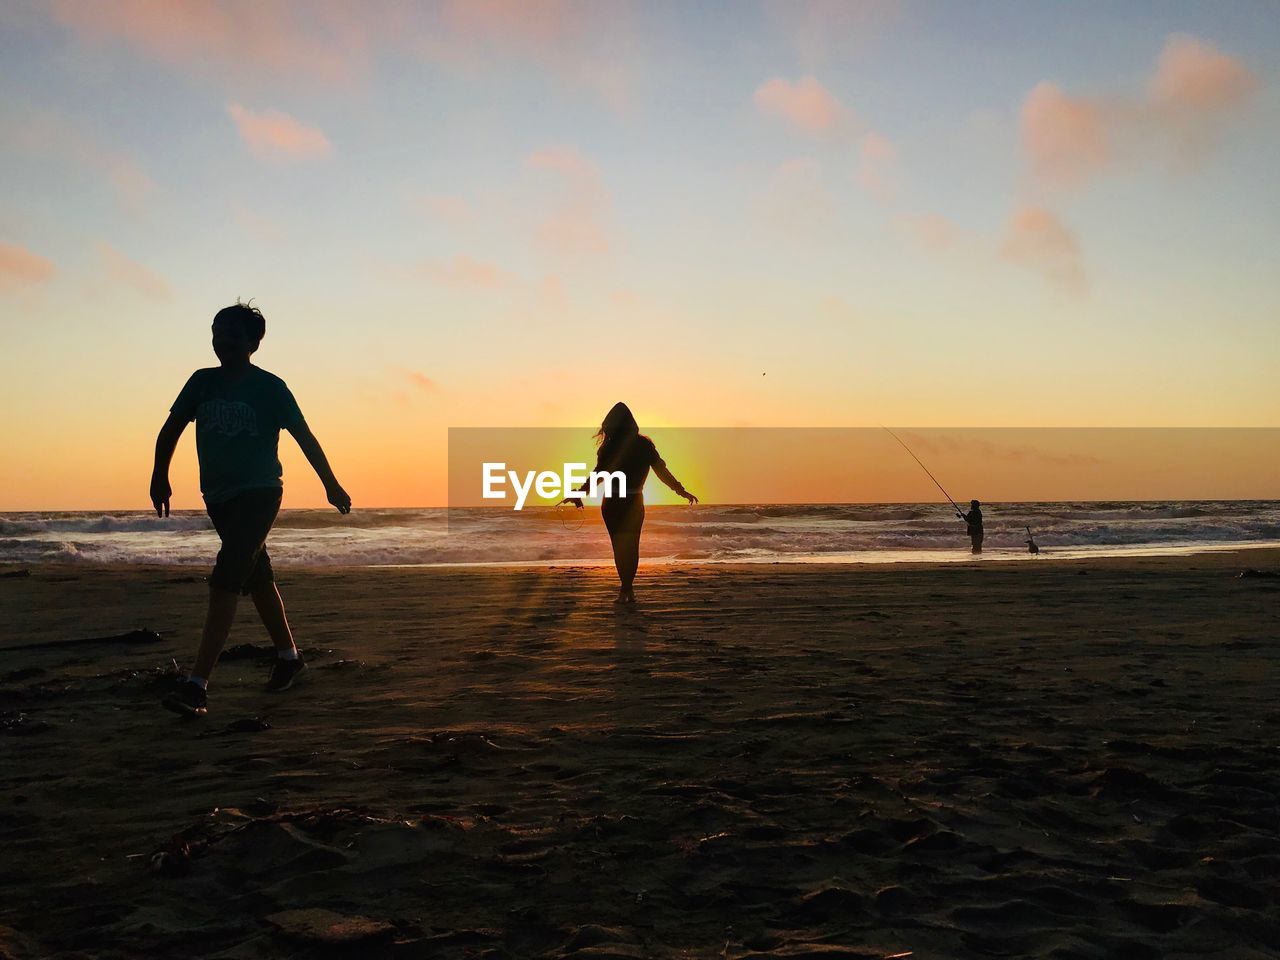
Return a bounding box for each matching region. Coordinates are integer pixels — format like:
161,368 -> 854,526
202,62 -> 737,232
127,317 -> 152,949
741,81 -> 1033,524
2,552 -> 1279,959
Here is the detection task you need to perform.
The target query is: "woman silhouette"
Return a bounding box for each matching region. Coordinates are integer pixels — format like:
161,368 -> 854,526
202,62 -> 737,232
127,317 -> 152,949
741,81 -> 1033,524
562,402 -> 697,603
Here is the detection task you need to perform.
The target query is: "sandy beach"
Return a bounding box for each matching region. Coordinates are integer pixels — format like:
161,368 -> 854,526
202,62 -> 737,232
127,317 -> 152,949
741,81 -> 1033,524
2,552 -> 1278,959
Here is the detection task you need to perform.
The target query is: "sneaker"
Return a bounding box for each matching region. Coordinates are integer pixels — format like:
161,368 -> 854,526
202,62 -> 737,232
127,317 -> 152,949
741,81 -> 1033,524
162,680 -> 207,717
266,654 -> 307,692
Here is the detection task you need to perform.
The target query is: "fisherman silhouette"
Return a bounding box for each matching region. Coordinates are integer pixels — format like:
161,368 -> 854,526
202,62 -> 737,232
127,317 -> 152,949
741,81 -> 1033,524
960,499 -> 984,554
560,402 -> 697,604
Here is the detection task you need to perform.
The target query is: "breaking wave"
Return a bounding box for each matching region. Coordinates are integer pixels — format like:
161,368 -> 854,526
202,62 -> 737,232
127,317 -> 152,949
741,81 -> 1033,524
1,501 -> 1277,567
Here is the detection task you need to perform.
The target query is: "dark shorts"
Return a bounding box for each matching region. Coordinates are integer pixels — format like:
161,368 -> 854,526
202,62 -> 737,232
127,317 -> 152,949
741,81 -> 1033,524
206,487 -> 282,595
601,495 -> 644,539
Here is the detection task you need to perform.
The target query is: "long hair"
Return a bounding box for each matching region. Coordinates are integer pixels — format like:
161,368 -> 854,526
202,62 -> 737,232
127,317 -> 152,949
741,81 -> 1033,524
595,402 -> 641,461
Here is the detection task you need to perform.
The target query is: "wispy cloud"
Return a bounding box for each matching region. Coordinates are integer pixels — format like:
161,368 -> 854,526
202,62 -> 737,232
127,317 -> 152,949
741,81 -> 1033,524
49,0 -> 373,85
527,145 -> 595,180
854,132 -> 896,200
764,0 -> 904,70
415,194 -> 474,228
526,146 -> 610,257
97,244 -> 172,300
758,157 -> 834,237
233,204 -> 285,242
1149,35 -> 1257,112
1020,82 -> 1110,190
0,242 -> 55,292
754,76 -> 852,136
901,431 -> 1105,468
421,254 -> 514,292
1020,34 -> 1258,190
897,213 -> 959,254
423,0 -> 637,108
1000,205 -> 1086,296
431,0 -> 584,63
227,103 -> 331,161
12,109 -> 154,210
1148,34 -> 1259,165
47,1 -> 640,105
401,368 -> 441,394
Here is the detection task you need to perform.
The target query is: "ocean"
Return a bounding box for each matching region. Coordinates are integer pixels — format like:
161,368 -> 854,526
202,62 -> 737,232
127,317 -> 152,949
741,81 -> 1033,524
2,501 -> 1278,567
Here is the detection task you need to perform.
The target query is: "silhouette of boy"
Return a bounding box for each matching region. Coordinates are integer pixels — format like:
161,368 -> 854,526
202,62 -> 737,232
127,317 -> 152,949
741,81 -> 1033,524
960,499 -> 984,554
150,301 -> 350,716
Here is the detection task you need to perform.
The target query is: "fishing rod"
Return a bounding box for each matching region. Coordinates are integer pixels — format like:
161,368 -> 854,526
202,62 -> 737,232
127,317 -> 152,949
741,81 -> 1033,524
881,427 -> 965,519
556,500 -> 586,531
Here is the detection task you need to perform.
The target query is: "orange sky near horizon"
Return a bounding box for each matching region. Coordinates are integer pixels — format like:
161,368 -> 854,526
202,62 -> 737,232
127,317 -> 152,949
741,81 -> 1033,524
2,3 -> 1278,510
2,405 -> 1278,511
444,428 -> 1280,509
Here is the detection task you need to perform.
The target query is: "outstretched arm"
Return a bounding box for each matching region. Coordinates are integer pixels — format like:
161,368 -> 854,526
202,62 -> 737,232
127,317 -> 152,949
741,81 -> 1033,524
653,456 -> 697,504
288,422 -> 351,514
150,413 -> 188,517
558,450 -> 605,507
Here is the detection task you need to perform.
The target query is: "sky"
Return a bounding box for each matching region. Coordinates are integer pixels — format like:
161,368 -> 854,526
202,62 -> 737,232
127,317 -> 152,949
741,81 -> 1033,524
1,1 -> 1278,509
448,429 -> 1280,506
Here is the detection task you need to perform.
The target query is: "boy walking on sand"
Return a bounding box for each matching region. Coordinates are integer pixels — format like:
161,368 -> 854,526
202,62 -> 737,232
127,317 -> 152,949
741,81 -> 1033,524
150,301 -> 350,716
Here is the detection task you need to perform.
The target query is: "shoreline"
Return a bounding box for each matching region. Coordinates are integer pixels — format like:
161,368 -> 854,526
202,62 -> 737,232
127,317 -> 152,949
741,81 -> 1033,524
2,542 -> 1278,581
381,539 -> 1280,570
3,551 -> 1279,957
4,496 -> 1280,511
4,501 -> 1276,572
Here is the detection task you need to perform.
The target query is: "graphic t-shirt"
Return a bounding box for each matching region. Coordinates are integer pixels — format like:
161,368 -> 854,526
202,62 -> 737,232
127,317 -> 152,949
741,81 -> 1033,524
170,366 -> 305,504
